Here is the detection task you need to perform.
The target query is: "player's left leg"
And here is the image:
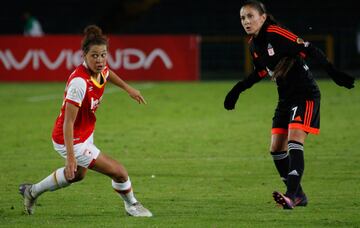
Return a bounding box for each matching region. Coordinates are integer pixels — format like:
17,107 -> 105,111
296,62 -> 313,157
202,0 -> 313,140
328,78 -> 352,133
273,128 -> 307,209
288,130 -> 307,192
91,153 -> 152,217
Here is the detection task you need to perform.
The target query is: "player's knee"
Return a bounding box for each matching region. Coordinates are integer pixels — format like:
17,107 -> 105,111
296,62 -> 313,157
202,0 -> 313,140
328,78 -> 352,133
69,170 -> 87,183
270,144 -> 286,152
110,165 -> 128,182
270,134 -> 288,152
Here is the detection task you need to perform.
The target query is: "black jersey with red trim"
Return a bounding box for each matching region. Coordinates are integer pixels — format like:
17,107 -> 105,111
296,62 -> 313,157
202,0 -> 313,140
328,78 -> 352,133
242,22 -> 332,101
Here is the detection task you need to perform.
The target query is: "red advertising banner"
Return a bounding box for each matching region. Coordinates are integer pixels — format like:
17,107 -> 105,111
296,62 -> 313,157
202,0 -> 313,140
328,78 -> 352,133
0,35 -> 200,81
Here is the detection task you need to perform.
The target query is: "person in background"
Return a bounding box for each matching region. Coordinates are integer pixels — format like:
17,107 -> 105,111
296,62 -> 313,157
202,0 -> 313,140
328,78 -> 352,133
23,12 -> 44,37
224,0 -> 354,209
19,25 -> 152,217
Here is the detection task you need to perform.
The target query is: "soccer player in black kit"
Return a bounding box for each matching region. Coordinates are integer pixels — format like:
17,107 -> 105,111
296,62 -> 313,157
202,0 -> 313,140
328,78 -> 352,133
224,0 -> 355,209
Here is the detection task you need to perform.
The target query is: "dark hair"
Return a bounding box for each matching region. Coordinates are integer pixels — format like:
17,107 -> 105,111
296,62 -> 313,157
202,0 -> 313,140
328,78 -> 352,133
242,1 -> 294,79
81,25 -> 108,54
241,0 -> 279,26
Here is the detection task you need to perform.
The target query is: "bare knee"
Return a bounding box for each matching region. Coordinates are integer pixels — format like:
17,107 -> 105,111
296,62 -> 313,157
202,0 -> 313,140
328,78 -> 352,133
288,129 -> 307,144
109,164 -> 128,183
270,134 -> 288,152
91,154 -> 128,183
68,167 -> 87,183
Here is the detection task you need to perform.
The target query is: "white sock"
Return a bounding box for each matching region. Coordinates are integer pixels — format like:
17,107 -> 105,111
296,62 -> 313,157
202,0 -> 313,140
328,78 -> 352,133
31,167 -> 70,198
112,177 -> 138,205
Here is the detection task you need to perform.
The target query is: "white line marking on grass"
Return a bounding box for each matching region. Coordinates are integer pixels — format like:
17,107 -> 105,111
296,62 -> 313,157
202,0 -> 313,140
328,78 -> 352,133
27,83 -> 156,102
27,94 -> 62,102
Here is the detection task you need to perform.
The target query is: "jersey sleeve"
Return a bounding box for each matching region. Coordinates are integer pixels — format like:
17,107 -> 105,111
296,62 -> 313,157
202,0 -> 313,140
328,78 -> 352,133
266,25 -> 332,70
65,77 -> 87,107
230,70 -> 264,95
249,41 -> 269,80
267,25 -> 331,68
228,47 -> 267,95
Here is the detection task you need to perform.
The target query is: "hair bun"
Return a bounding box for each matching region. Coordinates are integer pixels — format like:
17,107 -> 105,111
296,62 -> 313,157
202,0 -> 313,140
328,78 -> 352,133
81,24 -> 108,53
83,25 -> 102,38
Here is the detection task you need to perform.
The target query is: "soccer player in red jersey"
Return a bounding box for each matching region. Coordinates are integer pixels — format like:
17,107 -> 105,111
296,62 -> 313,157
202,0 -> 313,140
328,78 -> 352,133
19,25 -> 152,217
224,0 -> 355,209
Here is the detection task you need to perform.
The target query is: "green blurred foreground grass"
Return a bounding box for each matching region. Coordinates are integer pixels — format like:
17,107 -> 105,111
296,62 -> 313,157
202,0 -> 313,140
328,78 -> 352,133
0,80 -> 359,227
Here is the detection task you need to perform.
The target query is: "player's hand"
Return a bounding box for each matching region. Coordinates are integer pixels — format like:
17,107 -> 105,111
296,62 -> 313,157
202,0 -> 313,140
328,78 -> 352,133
328,68 -> 355,89
224,89 -> 240,110
65,155 -> 77,180
127,87 -> 147,104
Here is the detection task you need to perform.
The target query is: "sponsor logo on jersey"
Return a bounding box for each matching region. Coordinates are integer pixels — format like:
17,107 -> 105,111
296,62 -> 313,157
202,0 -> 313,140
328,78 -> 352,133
266,66 -> 274,77
303,64 -> 309,71
90,96 -> 102,112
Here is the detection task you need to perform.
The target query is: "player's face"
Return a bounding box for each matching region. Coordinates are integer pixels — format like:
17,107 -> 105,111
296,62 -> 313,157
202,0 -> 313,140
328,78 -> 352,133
240,5 -> 266,36
84,44 -> 108,74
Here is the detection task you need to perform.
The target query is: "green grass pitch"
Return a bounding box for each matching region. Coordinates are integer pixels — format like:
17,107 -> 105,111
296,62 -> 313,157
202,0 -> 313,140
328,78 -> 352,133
0,80 -> 359,227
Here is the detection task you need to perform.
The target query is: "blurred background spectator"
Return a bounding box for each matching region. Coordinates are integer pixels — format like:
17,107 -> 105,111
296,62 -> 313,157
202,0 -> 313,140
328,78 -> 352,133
23,11 -> 44,37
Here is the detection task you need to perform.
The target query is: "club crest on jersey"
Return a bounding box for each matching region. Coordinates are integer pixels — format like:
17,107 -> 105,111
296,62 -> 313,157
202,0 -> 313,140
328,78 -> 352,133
267,43 -> 275,56
296,37 -> 310,47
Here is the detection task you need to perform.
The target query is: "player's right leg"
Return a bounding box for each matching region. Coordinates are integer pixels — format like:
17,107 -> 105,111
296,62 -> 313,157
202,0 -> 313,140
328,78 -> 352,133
270,131 -> 289,185
270,102 -> 307,209
270,101 -> 291,188
19,166 -> 87,215
19,136 -> 97,215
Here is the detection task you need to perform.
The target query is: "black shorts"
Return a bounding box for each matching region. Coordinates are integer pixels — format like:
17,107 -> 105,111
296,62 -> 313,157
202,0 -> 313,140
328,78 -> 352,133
272,98 -> 320,135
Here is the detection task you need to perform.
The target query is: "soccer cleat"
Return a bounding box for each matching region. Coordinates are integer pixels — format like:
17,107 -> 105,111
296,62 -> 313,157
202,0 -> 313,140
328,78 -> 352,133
19,184 -> 37,215
124,202 -> 153,217
272,191 -> 295,209
294,193 -> 308,206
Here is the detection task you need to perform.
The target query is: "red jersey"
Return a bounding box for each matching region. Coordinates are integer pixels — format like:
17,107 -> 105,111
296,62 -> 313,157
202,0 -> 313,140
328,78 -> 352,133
52,63 -> 109,145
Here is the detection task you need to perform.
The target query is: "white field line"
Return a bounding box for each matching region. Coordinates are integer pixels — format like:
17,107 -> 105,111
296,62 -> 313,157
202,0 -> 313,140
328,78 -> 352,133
27,83 -> 156,102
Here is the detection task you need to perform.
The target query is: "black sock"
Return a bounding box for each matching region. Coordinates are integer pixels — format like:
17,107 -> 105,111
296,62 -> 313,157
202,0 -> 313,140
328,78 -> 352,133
286,140 -> 305,199
270,151 -> 289,184
271,150 -> 305,196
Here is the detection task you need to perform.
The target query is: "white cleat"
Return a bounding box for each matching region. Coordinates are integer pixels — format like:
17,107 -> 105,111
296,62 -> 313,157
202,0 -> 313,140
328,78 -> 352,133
19,184 -> 37,215
124,202 -> 153,217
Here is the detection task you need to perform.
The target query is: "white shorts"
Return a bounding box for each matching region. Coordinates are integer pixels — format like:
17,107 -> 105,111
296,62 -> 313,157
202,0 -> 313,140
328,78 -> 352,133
52,133 -> 100,168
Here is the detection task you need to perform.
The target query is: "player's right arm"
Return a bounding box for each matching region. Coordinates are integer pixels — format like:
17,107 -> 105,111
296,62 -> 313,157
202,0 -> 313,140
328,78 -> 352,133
62,77 -> 86,180
63,102 -> 79,180
223,70 -> 265,110
224,50 -> 267,110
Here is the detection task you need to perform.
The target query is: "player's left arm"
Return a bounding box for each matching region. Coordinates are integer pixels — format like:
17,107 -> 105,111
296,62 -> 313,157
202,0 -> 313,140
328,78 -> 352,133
268,27 -> 354,89
295,39 -> 355,89
108,69 -> 147,104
